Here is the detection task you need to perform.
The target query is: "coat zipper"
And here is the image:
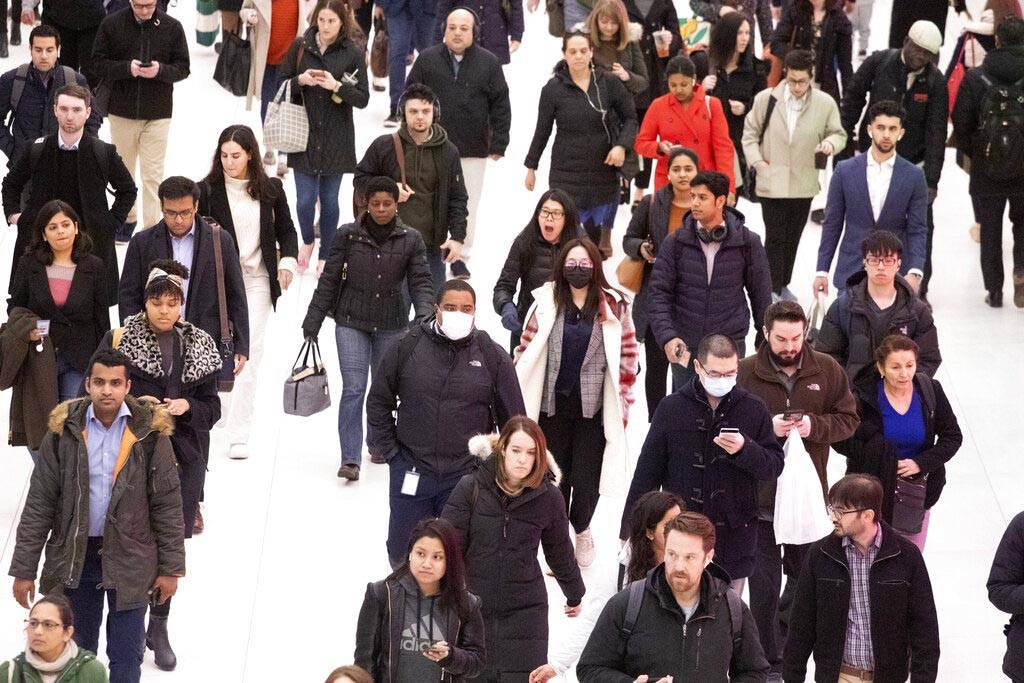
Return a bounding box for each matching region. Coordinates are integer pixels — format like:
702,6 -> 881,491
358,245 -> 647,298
387,585 -> 394,683
440,614 -> 462,681
67,440 -> 82,585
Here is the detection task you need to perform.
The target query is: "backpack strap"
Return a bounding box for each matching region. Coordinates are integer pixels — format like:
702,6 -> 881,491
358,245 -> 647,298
392,132 -> 407,187
395,325 -> 425,380
8,64 -> 31,117
724,587 -> 743,646
620,579 -> 646,639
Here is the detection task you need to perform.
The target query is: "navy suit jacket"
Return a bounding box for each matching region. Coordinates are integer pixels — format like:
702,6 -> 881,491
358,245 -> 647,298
816,153 -> 928,288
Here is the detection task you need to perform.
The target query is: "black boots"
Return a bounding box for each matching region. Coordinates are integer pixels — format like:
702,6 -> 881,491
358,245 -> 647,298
146,615 -> 177,671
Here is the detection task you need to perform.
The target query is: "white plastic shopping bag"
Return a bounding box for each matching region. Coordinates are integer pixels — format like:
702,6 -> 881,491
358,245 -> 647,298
773,428 -> 834,544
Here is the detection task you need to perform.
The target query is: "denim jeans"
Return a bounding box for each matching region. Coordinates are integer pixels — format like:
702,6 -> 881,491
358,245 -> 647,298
294,170 -> 343,255
65,538 -> 147,683
425,245 -> 446,291
260,63 -> 281,125
386,6 -> 436,113
30,355 -> 84,462
336,325 -> 404,465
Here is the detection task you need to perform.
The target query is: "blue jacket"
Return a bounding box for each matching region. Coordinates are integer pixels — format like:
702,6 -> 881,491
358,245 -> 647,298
0,64 -> 101,166
816,153 -> 928,289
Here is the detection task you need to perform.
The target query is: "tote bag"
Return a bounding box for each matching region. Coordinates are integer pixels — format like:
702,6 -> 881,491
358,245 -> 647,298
213,27 -> 251,96
263,80 -> 309,153
774,428 -> 834,545
283,339 -> 331,416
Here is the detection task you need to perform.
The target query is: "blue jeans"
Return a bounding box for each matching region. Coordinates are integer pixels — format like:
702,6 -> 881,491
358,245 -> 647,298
335,325 -> 403,465
294,170 -> 343,254
30,356 -> 85,463
425,245 -> 446,291
260,63 -> 281,125
64,538 -> 147,683
386,7 -> 436,113
579,201 -> 619,243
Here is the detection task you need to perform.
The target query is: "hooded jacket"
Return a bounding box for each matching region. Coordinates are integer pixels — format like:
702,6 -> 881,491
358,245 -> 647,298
0,307 -> 58,450
9,395 -> 186,612
441,435 -> 585,676
988,510 -> 1024,682
525,61 -> 638,210
576,563 -> 770,681
814,271 -> 941,384
354,570 -> 487,682
0,643 -> 108,683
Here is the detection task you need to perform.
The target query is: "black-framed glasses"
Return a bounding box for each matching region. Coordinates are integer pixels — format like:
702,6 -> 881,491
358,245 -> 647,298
864,256 -> 898,267
827,505 -> 867,520
162,208 -> 196,221
539,209 -> 564,220
24,619 -> 63,632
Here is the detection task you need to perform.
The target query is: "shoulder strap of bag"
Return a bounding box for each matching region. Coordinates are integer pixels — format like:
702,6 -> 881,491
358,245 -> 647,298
620,578 -> 646,639
111,327 -> 125,349
9,64 -> 31,116
392,132 -> 407,187
758,95 -> 778,146
396,326 -> 424,379
725,587 -> 743,646
209,223 -> 232,345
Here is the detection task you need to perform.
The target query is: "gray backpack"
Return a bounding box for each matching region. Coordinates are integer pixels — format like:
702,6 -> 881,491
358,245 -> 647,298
7,63 -> 78,123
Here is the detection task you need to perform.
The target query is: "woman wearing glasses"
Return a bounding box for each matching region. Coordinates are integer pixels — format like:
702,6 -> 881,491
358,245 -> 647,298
492,189 -> 585,353
835,333 -> 962,551
514,238 -> 638,567
1,595 -> 108,682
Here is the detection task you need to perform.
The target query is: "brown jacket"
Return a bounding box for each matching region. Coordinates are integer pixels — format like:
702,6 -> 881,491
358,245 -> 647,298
738,345 -> 859,515
0,307 -> 58,449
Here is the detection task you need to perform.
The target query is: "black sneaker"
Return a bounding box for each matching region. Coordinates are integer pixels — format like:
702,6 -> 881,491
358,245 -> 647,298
986,291 -> 1003,308
383,113 -> 401,128
337,463 -> 360,480
450,260 -> 471,279
810,208 -> 825,224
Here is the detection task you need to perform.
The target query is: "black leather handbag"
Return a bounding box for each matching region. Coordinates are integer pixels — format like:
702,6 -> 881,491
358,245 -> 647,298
892,474 -> 928,534
214,27 -> 251,97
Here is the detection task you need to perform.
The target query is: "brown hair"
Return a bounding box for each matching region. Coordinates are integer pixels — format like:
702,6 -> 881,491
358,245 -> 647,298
663,511 -> 716,552
54,83 -> 91,108
828,473 -> 883,523
763,300 -> 807,331
323,665 -> 373,683
586,0 -> 631,51
873,333 -> 919,368
495,416 -> 549,491
314,0 -> 360,42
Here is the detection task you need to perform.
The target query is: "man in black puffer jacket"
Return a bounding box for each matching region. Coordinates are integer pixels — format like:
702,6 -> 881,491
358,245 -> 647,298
367,279 -> 525,567
647,171 -> 772,388
988,510 -> 1024,683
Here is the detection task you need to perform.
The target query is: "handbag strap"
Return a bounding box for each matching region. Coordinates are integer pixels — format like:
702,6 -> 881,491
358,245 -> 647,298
209,222 -> 232,345
391,132 -> 407,187
758,95 -> 777,147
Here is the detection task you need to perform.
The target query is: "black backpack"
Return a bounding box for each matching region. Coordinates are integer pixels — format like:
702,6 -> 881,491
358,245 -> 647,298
620,578 -> 743,646
976,73 -> 1024,181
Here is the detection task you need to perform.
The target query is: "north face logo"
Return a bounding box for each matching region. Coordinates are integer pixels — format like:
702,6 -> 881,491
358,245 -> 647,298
807,383 -> 821,391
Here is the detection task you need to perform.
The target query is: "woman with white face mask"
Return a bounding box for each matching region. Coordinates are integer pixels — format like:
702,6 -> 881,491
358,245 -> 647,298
514,237 -> 638,569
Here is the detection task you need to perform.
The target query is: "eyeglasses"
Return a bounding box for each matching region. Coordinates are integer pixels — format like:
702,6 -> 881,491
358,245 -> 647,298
786,77 -> 811,87
565,259 -> 593,269
161,208 -> 196,221
826,505 -> 868,520
864,256 -> 898,267
24,619 -> 63,632
539,209 -> 564,220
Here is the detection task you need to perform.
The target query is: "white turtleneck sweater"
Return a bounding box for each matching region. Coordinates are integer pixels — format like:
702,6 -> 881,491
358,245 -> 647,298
25,640 -> 78,683
223,174 -> 267,277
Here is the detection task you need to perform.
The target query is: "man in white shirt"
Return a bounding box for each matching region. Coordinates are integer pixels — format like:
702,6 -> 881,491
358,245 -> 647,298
813,100 -> 928,296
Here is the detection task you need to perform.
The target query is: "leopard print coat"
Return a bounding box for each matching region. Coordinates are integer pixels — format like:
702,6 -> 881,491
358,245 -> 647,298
116,312 -> 222,385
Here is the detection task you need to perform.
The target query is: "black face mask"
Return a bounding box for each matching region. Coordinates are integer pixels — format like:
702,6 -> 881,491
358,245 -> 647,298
564,265 -> 593,289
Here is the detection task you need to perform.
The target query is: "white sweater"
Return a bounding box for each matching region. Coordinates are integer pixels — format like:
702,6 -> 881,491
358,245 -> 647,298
224,174 -> 267,277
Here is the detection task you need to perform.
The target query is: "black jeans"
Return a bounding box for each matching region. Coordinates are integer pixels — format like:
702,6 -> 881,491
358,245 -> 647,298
642,328 -> 670,422
748,519 -> 809,668
921,199 -> 936,296
760,197 -> 813,293
539,392 -> 605,534
974,193 -> 1024,293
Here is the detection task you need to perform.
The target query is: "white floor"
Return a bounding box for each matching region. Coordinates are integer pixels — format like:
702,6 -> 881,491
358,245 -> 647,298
0,0 -> 1020,680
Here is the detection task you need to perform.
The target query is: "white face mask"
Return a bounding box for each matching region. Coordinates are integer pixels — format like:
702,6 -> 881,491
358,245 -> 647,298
439,311 -> 474,341
702,374 -> 736,398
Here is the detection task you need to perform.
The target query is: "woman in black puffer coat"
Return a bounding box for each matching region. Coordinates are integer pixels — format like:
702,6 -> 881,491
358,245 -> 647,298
302,176 -> 434,480
770,0 -> 852,103
442,417 -> 586,682
492,189 -> 585,353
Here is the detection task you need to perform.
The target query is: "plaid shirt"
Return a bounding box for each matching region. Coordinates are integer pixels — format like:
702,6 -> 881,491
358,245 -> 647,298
842,525 -> 883,670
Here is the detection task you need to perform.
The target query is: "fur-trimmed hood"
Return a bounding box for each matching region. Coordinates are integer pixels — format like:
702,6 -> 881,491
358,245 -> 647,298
48,394 -> 175,437
468,433 -> 562,486
628,22 -> 642,43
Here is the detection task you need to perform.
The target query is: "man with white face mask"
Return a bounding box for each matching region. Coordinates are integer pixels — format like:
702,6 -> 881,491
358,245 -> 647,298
620,334 -> 784,592
367,279 -> 526,568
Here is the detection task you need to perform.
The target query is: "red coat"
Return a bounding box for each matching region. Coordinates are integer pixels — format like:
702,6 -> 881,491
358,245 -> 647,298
634,88 -> 735,192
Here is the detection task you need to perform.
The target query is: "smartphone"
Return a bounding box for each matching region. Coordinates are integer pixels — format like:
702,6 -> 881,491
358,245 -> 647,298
309,69 -> 327,78
782,408 -> 805,422
149,587 -> 162,609
814,151 -> 829,170
674,342 -> 691,367
719,427 -> 740,438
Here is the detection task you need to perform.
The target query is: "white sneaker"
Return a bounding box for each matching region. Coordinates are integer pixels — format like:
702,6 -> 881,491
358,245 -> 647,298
575,528 -> 595,568
228,443 -> 249,460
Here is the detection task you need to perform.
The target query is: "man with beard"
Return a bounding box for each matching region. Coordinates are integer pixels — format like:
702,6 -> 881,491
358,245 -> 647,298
813,100 -> 928,298
578,511 -> 769,680
738,300 -> 859,680
784,474 -> 939,683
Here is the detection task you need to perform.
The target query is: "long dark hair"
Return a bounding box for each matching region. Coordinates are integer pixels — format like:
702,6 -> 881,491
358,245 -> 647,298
796,0 -> 840,19
551,238 -> 616,319
29,200 -> 93,265
707,11 -> 749,71
627,491 -> 684,582
521,189 -> 581,272
204,124 -> 277,202
315,0 -> 361,42
388,518 -> 473,621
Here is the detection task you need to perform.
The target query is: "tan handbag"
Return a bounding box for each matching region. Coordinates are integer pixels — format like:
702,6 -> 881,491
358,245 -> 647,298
615,197 -> 653,294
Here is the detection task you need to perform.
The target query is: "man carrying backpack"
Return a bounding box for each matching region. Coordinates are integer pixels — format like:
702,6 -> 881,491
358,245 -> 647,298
952,16 -> 1024,309
578,511 -> 769,681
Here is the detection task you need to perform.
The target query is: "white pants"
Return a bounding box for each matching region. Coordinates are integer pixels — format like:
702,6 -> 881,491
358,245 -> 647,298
459,157 -> 487,262
224,273 -> 272,445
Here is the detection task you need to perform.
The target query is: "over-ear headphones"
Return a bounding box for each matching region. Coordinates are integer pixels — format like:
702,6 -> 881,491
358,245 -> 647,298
398,83 -> 442,123
696,224 -> 728,243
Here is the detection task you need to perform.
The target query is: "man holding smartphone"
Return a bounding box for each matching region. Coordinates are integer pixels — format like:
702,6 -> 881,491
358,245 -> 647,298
621,334 -> 784,594
738,300 -> 859,678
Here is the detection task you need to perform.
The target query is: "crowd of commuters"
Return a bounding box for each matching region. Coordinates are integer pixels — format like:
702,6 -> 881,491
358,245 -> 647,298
0,0 -> 1022,681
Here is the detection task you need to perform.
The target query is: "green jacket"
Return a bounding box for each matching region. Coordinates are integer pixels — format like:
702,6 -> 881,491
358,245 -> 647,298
0,649 -> 108,683
8,396 -> 186,612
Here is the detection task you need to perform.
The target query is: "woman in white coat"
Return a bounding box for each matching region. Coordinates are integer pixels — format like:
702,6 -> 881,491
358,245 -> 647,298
514,237 -> 638,569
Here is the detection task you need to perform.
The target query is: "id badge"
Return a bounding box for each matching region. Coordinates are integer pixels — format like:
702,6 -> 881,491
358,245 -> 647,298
36,320 -> 50,336
401,469 -> 420,496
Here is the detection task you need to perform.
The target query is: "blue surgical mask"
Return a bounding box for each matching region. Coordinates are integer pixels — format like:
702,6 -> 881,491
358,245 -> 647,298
702,375 -> 736,398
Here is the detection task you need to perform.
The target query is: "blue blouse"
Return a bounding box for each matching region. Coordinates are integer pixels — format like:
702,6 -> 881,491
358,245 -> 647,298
878,380 -> 927,461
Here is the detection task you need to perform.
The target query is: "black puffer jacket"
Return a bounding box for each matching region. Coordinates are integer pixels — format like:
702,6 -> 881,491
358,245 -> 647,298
622,185 -> 675,342
441,440 -> 585,677
279,28 -> 369,175
302,214 -> 434,337
951,45 -> 1024,196
835,372 -> 962,519
647,206 -> 772,351
366,321 -> 526,474
525,61 -> 638,210
814,271 -> 941,384
577,563 -> 769,682
770,5 -> 852,102
840,49 -> 948,188
91,8 -> 190,120
622,0 -> 682,110
988,510 -> 1024,683
354,571 -> 487,682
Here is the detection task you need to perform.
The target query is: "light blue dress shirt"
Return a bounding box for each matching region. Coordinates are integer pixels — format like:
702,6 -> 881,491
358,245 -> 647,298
85,402 -> 132,537
169,223 -> 195,305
